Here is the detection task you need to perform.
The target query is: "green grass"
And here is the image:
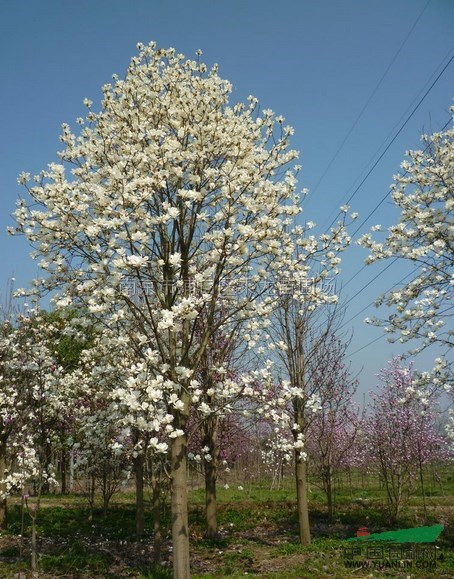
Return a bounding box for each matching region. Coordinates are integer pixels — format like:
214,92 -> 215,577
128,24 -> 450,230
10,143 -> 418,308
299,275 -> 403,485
39,552 -> 110,574
0,466 -> 452,577
6,501 -> 165,542
138,567 -> 173,579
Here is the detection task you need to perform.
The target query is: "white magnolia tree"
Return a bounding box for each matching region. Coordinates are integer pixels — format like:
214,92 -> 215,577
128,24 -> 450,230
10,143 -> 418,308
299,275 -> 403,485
11,43 -> 325,577
256,220 -> 354,545
359,112 -> 453,363
359,109 -> 453,443
61,333 -> 131,512
0,312 -> 62,527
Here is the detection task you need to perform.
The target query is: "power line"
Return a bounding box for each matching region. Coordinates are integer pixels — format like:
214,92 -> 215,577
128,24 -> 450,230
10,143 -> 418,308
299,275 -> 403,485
322,48 -> 454,233
348,115 -> 453,239
342,262 -> 367,290
339,265 -> 420,331
347,333 -> 385,358
318,47 -> 454,233
303,0 -> 432,209
342,258 -> 398,309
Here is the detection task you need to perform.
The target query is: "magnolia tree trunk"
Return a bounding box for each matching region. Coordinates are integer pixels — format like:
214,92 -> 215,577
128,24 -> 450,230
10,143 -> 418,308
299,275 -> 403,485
60,448 -> 68,495
134,454 -> 145,539
171,432 -> 190,579
204,457 -> 217,539
293,374 -> 310,544
0,441 -> 7,529
152,477 -> 162,565
295,449 -> 311,545
204,455 -> 217,540
323,459 -> 335,522
203,415 -> 218,540
326,473 -> 334,522
69,450 -> 75,492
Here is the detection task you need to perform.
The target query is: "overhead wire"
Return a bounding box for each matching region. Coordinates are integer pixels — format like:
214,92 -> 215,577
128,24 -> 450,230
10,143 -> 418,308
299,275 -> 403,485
303,0 -> 433,209
321,47 -> 454,233
338,264 -> 420,331
341,258 -> 398,309
348,115 -> 453,240
347,333 -> 385,358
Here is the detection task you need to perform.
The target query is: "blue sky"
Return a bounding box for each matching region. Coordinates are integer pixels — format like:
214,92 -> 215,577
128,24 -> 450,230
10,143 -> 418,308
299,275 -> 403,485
0,0 -> 453,397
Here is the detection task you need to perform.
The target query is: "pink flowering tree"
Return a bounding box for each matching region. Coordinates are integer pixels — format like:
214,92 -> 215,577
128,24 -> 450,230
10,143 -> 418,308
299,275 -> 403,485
365,358 -> 448,521
305,335 -> 360,520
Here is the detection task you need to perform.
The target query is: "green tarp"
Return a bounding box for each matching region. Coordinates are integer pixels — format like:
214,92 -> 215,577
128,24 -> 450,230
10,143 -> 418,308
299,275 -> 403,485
347,524 -> 444,543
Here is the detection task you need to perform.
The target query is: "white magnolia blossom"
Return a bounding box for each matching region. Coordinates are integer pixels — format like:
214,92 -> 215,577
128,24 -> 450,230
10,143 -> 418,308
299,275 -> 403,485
446,409 -> 454,449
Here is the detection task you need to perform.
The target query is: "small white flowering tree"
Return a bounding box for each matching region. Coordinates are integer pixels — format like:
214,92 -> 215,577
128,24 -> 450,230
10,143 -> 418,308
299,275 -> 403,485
63,326 -> 169,539
0,312 -> 61,527
62,346 -> 131,518
13,43 -> 305,577
264,224 -> 352,544
37,308 -> 94,495
189,316 -> 247,540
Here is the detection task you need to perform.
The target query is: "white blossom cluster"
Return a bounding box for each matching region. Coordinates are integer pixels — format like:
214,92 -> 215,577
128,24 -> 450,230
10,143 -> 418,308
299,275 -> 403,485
359,113 -> 453,360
